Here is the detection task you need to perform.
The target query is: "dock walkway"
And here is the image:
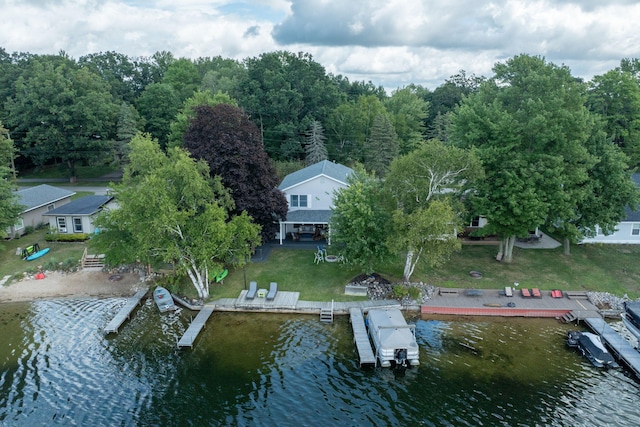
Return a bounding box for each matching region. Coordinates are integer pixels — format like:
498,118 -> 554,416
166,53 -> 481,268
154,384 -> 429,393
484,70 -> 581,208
177,306 -> 215,349
349,308 -> 376,366
584,317 -> 640,378
104,288 -> 148,334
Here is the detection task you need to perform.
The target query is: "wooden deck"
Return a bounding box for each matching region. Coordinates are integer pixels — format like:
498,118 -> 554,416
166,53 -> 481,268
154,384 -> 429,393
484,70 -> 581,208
584,317 -> 640,379
421,288 -> 600,318
349,308 -> 376,366
104,288 -> 148,334
177,306 -> 215,349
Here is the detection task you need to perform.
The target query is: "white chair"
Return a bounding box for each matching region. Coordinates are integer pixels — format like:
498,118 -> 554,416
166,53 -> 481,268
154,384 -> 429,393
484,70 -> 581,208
314,250 -> 324,264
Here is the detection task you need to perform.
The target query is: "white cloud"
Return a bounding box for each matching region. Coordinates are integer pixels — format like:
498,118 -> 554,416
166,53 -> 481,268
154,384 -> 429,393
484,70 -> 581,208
0,0 -> 638,90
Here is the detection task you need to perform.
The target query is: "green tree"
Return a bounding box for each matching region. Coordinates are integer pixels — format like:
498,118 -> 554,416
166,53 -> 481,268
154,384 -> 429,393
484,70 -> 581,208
93,133 -> 260,299
384,140 -> 482,281
329,167 -> 390,274
451,55 -> 597,262
587,69 -> 640,168
136,82 -> 180,149
387,200 -> 462,283
304,120 -> 328,165
0,124 -> 22,239
364,114 -> 399,177
237,51 -> 343,160
385,85 -> 428,154
163,58 -> 201,102
114,102 -> 143,164
5,56 -> 118,180
167,90 -> 237,149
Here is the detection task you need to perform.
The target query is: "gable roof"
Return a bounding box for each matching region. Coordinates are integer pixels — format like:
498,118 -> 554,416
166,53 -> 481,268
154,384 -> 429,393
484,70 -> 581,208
15,185 -> 76,213
43,195 -> 113,216
278,160 -> 353,191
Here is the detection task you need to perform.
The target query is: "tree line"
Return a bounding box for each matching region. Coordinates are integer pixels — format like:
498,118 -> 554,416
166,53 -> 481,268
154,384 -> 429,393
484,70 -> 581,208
2,49 -> 640,293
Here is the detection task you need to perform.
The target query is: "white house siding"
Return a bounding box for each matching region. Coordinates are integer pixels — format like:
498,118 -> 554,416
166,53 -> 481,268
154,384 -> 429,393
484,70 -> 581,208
581,222 -> 640,244
283,176 -> 346,211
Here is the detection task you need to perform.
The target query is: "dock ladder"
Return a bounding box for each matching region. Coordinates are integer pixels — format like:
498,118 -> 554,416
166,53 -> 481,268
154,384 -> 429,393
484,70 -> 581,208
320,300 -> 334,323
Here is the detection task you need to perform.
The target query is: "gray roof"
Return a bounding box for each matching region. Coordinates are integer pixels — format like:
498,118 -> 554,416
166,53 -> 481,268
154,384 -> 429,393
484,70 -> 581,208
43,195 -> 113,216
15,185 -> 76,212
284,210 -> 333,224
278,160 -> 353,191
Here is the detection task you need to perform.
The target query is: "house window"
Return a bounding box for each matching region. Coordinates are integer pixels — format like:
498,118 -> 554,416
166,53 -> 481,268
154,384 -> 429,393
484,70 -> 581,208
47,204 -> 55,211
596,226 -> 604,236
14,217 -> 24,230
291,195 -> 308,208
73,217 -> 83,233
471,216 -> 480,227
57,217 -> 67,233
632,224 -> 640,236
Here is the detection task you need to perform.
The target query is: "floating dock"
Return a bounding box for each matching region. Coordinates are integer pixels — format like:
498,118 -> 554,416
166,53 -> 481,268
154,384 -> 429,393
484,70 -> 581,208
177,306 -> 215,349
104,288 -> 148,334
349,308 -> 376,366
584,317 -> 640,378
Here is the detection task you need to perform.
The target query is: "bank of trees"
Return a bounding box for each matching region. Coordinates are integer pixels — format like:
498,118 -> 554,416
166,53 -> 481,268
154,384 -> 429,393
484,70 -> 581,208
2,47 -> 640,279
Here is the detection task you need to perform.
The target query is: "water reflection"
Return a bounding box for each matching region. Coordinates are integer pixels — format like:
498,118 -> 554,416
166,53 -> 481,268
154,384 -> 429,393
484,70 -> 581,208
0,300 -> 639,426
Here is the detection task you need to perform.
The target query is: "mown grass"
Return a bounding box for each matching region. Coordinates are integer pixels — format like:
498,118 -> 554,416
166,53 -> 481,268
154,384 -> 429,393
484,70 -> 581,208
0,229 -> 86,280
4,230 -> 640,301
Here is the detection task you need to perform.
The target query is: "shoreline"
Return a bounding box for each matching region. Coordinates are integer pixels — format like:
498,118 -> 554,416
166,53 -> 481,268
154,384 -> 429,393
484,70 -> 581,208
0,270 -> 146,303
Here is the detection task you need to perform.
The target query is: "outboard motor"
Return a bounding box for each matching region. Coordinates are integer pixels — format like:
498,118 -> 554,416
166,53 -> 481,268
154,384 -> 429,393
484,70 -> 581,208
395,348 -> 408,367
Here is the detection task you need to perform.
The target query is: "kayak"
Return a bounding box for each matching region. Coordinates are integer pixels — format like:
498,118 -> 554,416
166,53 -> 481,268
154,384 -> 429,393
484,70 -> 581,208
215,269 -> 228,283
26,247 -> 50,261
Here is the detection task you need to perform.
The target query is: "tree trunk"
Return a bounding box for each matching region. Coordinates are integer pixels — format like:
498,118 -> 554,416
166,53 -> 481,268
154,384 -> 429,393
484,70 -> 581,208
403,250 -> 414,283
563,237 -> 571,255
183,258 -> 209,299
502,235 -> 516,263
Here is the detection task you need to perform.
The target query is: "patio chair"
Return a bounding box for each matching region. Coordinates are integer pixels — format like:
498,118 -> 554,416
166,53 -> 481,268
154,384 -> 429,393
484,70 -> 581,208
317,245 -> 327,257
266,282 -> 277,300
246,281 -> 257,299
314,250 -> 324,264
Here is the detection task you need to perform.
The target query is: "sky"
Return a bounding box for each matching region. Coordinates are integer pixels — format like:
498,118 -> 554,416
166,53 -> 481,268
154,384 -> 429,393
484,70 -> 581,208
1,0 -> 639,92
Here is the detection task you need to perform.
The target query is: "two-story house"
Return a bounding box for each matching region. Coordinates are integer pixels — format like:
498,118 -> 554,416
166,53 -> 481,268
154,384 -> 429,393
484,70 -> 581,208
276,160 -> 354,245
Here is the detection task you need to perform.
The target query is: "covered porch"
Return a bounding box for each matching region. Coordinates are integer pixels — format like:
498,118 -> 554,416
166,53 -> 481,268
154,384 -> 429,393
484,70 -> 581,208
278,210 -> 332,245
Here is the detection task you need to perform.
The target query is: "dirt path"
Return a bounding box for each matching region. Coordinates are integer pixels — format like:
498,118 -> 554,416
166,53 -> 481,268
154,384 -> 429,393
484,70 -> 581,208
0,270 -> 146,303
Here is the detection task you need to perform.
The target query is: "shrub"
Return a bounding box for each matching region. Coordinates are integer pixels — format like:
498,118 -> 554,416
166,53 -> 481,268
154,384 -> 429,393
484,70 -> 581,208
24,226 -> 35,235
45,233 -> 90,242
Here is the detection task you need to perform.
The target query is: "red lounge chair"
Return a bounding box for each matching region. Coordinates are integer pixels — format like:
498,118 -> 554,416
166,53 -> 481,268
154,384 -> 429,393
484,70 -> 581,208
551,290 -> 563,298
521,288 -> 531,298
532,288 -> 542,298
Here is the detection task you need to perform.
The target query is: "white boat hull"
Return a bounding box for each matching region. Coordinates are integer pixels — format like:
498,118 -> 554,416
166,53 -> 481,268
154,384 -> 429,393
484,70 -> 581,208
366,309 -> 420,367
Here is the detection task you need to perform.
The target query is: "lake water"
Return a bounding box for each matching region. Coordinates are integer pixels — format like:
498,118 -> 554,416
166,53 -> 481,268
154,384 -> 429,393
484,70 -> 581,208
1,297 -> 639,426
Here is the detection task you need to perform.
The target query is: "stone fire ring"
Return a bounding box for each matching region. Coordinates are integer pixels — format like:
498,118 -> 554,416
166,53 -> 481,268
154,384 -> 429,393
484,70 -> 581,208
325,255 -> 338,263
469,270 -> 483,279
109,274 -> 123,281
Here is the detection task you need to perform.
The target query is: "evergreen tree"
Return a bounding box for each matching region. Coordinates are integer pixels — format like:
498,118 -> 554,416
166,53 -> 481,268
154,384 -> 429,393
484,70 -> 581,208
305,120 -> 328,165
364,114 -> 399,177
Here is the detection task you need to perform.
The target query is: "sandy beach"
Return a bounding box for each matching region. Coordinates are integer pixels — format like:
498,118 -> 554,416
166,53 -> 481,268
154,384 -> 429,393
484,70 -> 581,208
0,270 -> 146,303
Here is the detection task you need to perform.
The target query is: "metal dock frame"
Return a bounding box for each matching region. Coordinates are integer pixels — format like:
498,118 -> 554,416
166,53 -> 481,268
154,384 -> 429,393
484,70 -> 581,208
349,307 -> 376,366
584,317 -> 640,379
177,306 -> 216,349
104,288 -> 148,334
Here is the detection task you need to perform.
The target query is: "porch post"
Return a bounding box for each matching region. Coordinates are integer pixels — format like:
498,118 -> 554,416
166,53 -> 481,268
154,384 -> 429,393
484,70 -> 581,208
279,221 -> 283,245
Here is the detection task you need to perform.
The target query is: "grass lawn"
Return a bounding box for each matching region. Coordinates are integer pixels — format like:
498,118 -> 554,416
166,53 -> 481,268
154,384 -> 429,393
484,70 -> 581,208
205,243 -> 640,302
0,229 -> 87,279
4,233 -> 640,301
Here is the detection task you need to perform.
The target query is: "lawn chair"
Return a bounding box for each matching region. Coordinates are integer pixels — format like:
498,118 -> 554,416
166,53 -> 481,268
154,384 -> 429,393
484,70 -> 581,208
314,250 -> 324,264
246,281 -> 257,299
266,282 -> 277,300
317,245 -> 327,257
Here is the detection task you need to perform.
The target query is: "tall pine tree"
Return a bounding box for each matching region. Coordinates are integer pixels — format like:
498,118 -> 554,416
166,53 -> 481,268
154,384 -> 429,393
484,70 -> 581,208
305,120 -> 328,165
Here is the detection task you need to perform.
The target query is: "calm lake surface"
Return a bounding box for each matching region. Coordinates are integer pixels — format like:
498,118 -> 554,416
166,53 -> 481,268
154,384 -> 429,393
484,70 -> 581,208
1,297 -> 639,426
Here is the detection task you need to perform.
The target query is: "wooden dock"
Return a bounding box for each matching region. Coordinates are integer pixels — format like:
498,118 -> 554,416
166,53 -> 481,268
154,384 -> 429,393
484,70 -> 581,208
584,317 -> 640,378
104,288 -> 148,334
349,308 -> 376,366
177,306 -> 215,349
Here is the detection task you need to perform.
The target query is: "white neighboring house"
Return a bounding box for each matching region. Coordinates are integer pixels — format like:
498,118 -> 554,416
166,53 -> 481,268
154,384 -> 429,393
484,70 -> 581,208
581,174 -> 640,244
43,195 -> 115,235
7,184 -> 76,238
277,160 -> 354,245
